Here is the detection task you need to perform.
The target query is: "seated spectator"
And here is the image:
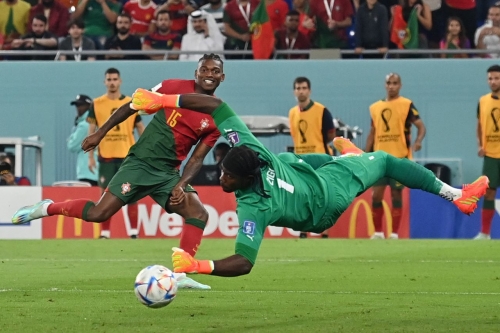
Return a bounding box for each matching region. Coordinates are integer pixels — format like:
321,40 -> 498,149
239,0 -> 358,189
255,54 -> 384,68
0,156 -> 31,186
180,10 -> 225,61
267,0 -> 289,32
440,16 -> 470,58
155,0 -> 190,35
29,0 -> 70,38
71,0 -> 121,49
0,0 -> 31,50
122,0 -> 157,37
354,0 -> 389,58
475,4 -> 500,58
200,0 -> 226,34
143,10 -> 181,59
11,14 -> 59,60
59,18 -> 96,61
223,0 -> 259,59
104,13 -> 143,60
292,0 -> 314,39
309,0 -> 354,49
275,9 -> 310,59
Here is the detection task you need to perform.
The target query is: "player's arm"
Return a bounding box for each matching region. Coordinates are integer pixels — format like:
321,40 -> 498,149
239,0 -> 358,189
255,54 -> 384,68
134,114 -> 145,136
477,102 -> 485,157
409,103 -> 426,152
365,121 -> 375,152
322,107 -> 336,143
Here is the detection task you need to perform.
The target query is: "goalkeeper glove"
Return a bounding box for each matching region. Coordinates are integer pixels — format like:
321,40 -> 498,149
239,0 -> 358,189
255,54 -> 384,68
130,88 -> 181,114
171,247 -> 214,274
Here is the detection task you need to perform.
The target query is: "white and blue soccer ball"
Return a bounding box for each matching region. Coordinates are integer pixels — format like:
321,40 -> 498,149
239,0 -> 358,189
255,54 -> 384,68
134,265 -> 178,308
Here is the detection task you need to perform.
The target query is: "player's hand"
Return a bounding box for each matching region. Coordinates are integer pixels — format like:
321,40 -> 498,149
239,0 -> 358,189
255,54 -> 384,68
88,156 -> 97,174
478,147 -> 485,157
413,141 -> 422,152
82,131 -> 103,153
169,186 -> 186,206
130,88 -> 164,113
172,247 -> 200,273
2,172 -> 16,185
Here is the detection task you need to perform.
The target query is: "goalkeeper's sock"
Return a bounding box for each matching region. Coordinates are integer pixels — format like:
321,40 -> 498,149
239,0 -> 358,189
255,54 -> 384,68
180,219 -> 206,257
372,203 -> 384,233
127,203 -> 138,236
47,199 -> 94,219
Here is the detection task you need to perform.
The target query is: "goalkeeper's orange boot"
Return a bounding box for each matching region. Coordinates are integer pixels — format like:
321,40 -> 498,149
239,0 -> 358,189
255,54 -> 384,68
453,176 -> 489,215
130,88 -> 164,113
333,137 -> 364,155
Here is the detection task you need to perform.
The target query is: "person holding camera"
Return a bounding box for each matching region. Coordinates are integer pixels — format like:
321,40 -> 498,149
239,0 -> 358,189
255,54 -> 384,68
0,159 -> 31,186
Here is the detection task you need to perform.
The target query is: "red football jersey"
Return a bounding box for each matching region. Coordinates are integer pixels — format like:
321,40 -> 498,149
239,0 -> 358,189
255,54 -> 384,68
123,0 -> 157,35
152,79 -> 221,163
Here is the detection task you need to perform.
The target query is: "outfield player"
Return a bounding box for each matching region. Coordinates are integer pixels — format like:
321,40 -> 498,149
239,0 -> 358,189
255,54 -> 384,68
365,73 -> 426,240
475,64 -> 500,240
88,67 -> 145,239
124,90 -> 488,277
12,54 -> 225,289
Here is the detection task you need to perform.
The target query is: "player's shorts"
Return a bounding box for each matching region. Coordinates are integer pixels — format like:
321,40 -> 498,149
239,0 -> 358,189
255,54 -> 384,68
105,154 -> 196,210
315,151 -> 389,231
482,156 -> 500,188
98,159 -> 124,188
373,177 -> 405,190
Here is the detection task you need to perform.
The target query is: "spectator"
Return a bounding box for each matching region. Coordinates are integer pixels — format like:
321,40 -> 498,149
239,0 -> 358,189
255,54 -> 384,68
122,0 -> 157,37
29,0 -> 70,38
59,18 -> 96,61
365,73 -> 426,240
288,77 -> 335,239
200,0 -> 227,34
143,10 -> 182,59
445,0 -> 476,48
223,0 -> 259,59
266,0 -> 289,32
402,0 -> 432,48
72,0 -> 121,49
275,9 -> 310,59
354,0 -> 389,58
180,10 -> 225,61
0,156 -> 31,186
104,13 -> 143,60
0,0 -> 31,50
440,16 -> 470,58
309,0 -> 354,49
476,4 -> 500,58
11,14 -> 58,60
155,0 -> 190,35
292,0 -> 314,39
475,65 -> 500,240
67,94 -> 98,186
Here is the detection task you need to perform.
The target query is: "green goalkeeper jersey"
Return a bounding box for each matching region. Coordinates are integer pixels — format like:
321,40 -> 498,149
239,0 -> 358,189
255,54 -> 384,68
212,103 -> 334,265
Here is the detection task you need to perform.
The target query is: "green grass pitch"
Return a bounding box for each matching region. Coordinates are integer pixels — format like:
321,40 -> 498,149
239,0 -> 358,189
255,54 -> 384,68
1,239 -> 499,333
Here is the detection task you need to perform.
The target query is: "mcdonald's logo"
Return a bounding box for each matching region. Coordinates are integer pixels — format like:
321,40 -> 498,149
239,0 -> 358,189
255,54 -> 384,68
56,215 -> 100,239
348,199 -> 393,238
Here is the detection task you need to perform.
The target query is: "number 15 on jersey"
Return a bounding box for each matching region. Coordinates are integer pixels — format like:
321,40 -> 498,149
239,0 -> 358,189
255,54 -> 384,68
167,110 -> 182,127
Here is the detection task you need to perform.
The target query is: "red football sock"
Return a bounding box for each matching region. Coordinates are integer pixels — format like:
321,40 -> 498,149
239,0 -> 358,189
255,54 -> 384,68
180,219 -> 206,257
372,206 -> 384,233
127,203 -> 138,231
392,208 -> 402,234
100,219 -> 111,238
47,199 -> 93,219
481,209 -> 495,235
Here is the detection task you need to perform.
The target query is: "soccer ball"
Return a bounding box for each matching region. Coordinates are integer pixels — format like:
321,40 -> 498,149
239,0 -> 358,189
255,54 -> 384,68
134,265 -> 178,308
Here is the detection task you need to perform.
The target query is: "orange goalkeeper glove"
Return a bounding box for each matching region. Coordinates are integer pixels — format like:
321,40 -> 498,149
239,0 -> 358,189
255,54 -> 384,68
130,88 -> 180,114
171,247 -> 214,274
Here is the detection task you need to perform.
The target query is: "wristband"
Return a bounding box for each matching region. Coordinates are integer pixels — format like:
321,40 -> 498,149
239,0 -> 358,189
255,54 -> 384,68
197,260 -> 214,274
161,94 -> 181,108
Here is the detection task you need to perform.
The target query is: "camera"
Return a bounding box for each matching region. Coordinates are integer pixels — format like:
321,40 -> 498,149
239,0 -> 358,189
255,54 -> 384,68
0,162 -> 12,186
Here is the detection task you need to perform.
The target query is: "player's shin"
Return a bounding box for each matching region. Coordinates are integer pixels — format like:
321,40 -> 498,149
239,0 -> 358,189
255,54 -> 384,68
47,199 -> 95,219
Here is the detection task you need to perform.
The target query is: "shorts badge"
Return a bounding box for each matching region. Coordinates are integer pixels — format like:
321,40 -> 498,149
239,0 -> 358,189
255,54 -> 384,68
121,182 -> 132,195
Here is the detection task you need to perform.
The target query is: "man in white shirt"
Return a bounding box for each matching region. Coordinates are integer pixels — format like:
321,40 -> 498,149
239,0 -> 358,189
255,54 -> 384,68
179,10 -> 225,61
475,4 -> 500,58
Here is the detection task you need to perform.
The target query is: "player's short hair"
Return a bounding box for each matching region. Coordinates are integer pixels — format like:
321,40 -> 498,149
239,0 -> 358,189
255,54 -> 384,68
294,77 -> 311,89
287,9 -> 300,16
118,13 -> 132,22
487,65 -> 500,73
156,10 -> 170,19
105,68 -> 120,76
385,72 -> 401,82
198,53 -> 224,68
68,18 -> 85,29
213,142 -> 231,161
222,145 -> 270,198
33,14 -> 48,25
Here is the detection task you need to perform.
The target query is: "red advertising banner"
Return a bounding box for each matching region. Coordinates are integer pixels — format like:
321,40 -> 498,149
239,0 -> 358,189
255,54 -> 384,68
41,187 -> 409,239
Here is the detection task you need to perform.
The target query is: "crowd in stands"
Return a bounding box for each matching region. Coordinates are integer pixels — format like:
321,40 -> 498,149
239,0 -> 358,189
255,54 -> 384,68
0,0 -> 498,59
